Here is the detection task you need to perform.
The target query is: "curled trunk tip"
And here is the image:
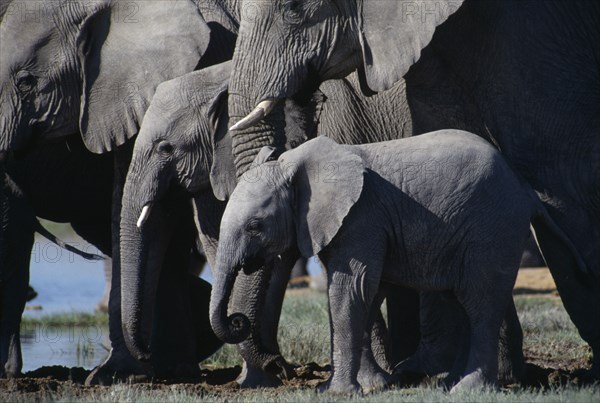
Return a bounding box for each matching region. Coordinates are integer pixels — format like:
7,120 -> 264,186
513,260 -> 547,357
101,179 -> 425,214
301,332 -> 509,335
210,271 -> 252,344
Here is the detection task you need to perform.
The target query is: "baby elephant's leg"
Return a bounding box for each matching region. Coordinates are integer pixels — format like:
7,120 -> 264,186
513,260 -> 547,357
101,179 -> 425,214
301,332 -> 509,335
450,278 -> 515,392
320,255 -> 383,394
358,290 -> 392,393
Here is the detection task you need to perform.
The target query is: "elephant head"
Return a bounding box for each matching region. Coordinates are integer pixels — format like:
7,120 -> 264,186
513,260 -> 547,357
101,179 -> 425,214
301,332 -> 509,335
226,0 -> 462,180
210,137 -> 364,343
121,59 -> 324,356
0,0 -> 211,154
120,62 -> 233,359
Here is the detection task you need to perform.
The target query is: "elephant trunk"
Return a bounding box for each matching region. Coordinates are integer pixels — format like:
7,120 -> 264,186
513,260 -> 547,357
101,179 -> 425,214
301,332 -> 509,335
209,247 -> 251,344
228,91 -> 286,177
120,165 -> 169,361
227,40 -> 289,178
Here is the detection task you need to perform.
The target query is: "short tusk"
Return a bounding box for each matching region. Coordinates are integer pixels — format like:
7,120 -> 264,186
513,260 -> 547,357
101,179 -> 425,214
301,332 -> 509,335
229,98 -> 278,131
137,204 -> 153,228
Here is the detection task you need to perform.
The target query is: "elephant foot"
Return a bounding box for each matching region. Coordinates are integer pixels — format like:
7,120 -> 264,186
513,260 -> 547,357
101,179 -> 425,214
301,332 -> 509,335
317,376 -> 361,394
0,367 -> 19,379
85,348 -> 152,386
236,355 -> 297,388
236,361 -> 282,388
391,356 -> 430,386
498,355 -> 525,385
358,371 -> 390,394
394,341 -> 456,379
269,356 -> 297,381
358,351 -> 391,393
448,369 -> 496,393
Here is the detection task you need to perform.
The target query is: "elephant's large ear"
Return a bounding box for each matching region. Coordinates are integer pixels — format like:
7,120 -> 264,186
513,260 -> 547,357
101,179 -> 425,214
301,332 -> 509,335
190,62 -> 238,202
358,0 -> 463,92
77,0 -> 211,153
279,136 -> 364,257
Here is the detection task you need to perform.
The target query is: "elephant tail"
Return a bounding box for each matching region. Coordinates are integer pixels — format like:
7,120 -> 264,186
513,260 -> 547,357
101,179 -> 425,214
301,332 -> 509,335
528,191 -> 588,275
34,220 -> 104,261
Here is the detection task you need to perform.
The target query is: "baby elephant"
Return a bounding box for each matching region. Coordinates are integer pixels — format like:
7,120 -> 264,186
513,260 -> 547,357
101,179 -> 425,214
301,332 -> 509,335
211,132 -> 580,393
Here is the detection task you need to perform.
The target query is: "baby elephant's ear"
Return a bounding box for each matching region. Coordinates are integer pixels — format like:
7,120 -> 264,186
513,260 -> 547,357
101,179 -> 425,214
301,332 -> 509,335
279,137 -> 365,257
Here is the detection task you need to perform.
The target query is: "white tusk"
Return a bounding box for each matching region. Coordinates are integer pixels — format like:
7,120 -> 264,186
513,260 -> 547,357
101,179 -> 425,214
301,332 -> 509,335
229,99 -> 278,131
137,204 -> 153,228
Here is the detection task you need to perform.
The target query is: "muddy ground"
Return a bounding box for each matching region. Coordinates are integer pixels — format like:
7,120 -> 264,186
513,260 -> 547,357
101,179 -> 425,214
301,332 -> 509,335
2,268 -> 597,400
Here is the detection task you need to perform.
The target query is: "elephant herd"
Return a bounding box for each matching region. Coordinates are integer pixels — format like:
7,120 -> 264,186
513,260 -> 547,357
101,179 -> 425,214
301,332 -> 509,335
1,0 -> 599,394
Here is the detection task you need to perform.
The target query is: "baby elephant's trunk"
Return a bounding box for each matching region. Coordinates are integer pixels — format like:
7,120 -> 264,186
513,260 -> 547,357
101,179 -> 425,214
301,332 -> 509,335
209,268 -> 251,344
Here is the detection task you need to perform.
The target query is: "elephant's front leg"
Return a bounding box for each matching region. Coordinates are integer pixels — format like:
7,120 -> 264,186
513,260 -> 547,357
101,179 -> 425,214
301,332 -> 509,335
357,288 -> 392,393
0,175 -> 34,378
320,249 -> 383,394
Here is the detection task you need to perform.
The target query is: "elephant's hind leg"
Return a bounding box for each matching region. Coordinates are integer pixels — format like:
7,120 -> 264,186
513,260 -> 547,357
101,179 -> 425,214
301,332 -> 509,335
449,273 -> 516,392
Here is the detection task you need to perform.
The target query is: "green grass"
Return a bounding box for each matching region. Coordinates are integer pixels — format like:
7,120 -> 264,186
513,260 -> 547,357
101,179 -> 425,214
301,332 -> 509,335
278,291 -> 330,366
21,311 -> 109,327
204,291 -> 330,368
516,296 -> 592,366
5,382 -> 598,403
5,291 -> 598,402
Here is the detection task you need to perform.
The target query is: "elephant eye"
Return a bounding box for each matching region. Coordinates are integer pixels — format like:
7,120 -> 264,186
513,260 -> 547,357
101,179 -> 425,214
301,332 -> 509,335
281,0 -> 302,22
245,219 -> 263,236
16,72 -> 36,94
157,140 -> 174,155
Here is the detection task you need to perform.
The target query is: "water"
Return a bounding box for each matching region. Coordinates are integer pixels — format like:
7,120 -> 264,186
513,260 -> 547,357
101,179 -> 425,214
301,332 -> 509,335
21,231 -> 322,373
21,235 -> 109,372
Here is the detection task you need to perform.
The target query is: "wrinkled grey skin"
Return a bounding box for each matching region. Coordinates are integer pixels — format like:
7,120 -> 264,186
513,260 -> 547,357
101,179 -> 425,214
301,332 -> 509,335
213,134 -> 585,393
0,0 -> 236,383
124,62 -> 415,386
226,0 -> 600,376
127,61 -> 530,386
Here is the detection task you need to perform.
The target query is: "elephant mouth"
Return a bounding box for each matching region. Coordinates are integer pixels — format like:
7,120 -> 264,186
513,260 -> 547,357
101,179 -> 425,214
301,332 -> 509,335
241,254 -> 266,275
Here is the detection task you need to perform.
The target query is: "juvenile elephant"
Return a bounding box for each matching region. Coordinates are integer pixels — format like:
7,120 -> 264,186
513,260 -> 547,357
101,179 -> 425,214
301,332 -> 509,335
211,134 -> 585,393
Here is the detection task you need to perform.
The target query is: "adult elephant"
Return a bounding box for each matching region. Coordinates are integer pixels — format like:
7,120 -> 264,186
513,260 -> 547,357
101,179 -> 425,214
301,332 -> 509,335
224,0 -> 600,377
0,0 -> 238,383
